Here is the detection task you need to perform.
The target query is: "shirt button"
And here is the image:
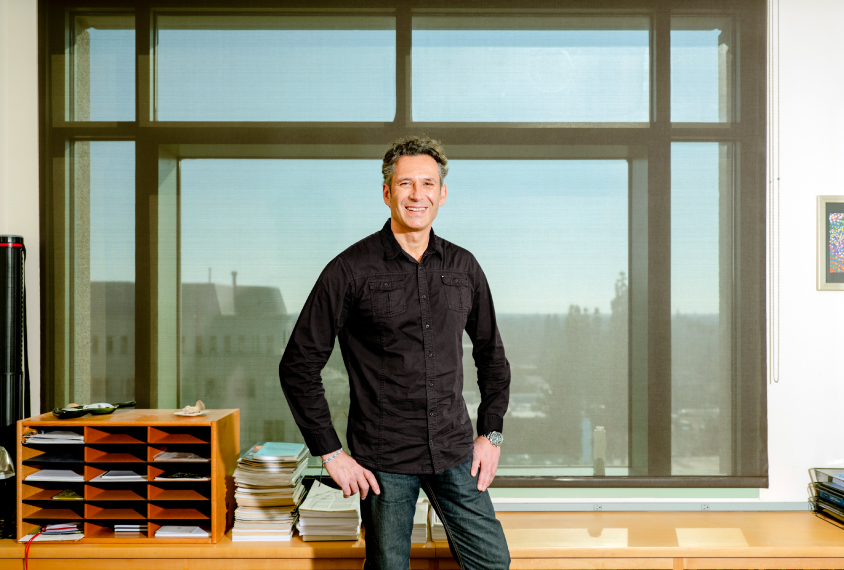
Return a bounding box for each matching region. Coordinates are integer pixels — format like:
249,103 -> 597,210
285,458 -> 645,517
429,382 -> 434,386
422,294 -> 427,299
428,352 -> 433,357
429,412 -> 434,416
425,324 -> 430,328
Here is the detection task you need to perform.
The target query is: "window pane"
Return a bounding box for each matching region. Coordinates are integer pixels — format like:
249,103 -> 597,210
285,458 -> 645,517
179,158 -> 629,473
179,160 -> 385,455
437,161 -> 628,475
156,15 -> 396,121
413,16 -> 649,122
671,142 -> 733,475
75,141 -> 136,403
73,14 -> 135,121
671,17 -> 733,122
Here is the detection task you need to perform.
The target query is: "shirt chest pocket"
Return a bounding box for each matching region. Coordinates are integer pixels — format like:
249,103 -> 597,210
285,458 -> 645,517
441,274 -> 471,313
369,277 -> 408,319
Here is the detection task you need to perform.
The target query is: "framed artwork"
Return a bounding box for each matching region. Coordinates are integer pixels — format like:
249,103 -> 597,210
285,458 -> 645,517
817,195 -> 844,291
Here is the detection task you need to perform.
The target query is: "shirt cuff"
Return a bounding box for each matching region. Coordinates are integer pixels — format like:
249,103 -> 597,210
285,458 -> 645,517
477,414 -> 504,436
303,428 -> 343,457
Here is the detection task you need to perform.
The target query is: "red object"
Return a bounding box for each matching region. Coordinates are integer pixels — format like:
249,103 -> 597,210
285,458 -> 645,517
0,243 -> 22,247
24,530 -> 44,569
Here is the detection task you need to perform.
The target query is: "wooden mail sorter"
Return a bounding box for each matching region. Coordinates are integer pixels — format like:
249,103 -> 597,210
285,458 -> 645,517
16,408 -> 239,543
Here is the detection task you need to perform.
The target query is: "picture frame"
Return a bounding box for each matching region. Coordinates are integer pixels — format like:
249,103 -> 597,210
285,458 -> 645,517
817,195 -> 844,291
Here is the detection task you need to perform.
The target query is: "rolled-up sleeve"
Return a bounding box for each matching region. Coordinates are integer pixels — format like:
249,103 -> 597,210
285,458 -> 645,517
465,265 -> 511,436
278,256 -> 354,456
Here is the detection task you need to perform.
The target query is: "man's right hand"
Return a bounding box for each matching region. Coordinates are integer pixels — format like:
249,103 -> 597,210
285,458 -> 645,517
321,450 -> 381,500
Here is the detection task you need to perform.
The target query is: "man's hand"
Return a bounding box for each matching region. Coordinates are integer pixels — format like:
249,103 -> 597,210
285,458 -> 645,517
470,436 -> 500,492
322,450 -> 381,499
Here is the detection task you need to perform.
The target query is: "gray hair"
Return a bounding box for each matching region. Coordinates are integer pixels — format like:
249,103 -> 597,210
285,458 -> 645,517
382,135 -> 449,187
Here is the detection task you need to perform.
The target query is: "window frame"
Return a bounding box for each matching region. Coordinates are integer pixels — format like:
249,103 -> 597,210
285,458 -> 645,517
38,0 -> 767,487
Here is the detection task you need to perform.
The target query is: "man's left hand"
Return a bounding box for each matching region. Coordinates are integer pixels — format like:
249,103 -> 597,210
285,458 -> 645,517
470,436 -> 500,492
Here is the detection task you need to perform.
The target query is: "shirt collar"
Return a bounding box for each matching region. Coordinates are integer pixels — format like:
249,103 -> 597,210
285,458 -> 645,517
379,219 -> 443,261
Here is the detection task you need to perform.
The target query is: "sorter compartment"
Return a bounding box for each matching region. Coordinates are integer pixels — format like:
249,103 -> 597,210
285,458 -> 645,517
85,426 -> 147,444
148,482 -> 211,501
86,482 -> 148,501
18,521 -> 40,538
86,465 -> 148,482
147,522 -> 211,540
86,444 -> 147,463
86,502 -> 147,520
22,426 -> 85,443
84,522 -> 151,540
148,426 -> 210,444
149,501 -> 211,520
21,481 -> 85,502
149,463 -> 211,482
148,443 -> 211,462
21,463 -> 85,483
21,501 -> 84,521
21,445 -> 84,465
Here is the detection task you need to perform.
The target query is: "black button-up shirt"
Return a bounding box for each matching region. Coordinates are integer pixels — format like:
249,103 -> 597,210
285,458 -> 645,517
279,220 -> 511,474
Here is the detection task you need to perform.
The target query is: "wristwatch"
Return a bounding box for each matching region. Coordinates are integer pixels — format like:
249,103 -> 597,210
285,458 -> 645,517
483,431 -> 503,447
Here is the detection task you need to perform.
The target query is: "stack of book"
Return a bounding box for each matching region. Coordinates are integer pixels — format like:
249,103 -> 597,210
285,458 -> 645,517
810,468 -> 844,524
428,507 -> 447,542
232,442 -> 308,541
297,480 -> 361,541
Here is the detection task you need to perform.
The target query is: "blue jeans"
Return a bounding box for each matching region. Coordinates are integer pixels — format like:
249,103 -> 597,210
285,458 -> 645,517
360,455 -> 510,570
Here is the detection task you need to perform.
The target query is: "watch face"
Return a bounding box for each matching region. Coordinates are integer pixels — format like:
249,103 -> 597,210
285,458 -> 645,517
486,431 -> 503,446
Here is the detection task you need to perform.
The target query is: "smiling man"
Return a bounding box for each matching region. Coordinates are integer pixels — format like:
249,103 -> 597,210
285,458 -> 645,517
279,135 -> 511,570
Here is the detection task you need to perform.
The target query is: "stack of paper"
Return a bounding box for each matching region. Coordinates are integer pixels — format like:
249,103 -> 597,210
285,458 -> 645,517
155,525 -> 209,538
296,480 -> 361,542
23,430 -> 84,444
25,469 -> 84,482
18,522 -> 84,542
412,499 -> 429,543
115,523 -> 147,536
232,442 -> 308,542
93,469 -> 146,482
153,450 -> 208,461
428,508 -> 447,542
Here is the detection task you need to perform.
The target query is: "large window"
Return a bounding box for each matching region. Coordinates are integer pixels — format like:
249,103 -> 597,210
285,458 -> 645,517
40,0 -> 767,486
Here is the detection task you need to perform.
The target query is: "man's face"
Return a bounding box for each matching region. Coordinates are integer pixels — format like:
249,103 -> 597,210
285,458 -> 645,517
382,154 -> 447,235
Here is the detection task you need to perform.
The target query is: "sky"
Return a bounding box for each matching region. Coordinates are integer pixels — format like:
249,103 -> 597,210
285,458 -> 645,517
85,19 -> 729,315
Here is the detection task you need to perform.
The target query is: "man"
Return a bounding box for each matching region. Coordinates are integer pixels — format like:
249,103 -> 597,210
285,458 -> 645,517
279,135 -> 511,570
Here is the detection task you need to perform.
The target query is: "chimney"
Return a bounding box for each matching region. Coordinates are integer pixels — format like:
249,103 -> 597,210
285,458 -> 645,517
232,271 -> 237,288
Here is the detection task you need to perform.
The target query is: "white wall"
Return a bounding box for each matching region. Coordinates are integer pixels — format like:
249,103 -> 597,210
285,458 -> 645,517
0,0 -> 40,414
760,0 -> 844,504
0,0 -> 841,503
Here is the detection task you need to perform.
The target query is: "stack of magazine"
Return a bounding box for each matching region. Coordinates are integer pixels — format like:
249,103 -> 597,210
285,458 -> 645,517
232,442 -> 307,541
810,468 -> 844,525
412,499 -> 429,543
428,507 -> 447,542
297,480 -> 361,541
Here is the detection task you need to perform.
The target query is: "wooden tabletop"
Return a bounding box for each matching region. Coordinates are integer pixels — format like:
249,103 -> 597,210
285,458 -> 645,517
20,408 -> 239,426
2,511 -> 843,561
